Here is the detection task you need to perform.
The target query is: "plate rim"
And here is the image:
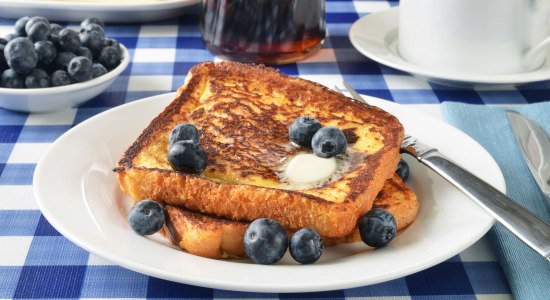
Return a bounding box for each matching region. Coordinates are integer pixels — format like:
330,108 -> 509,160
0,0 -> 198,9
33,92 -> 502,293
349,7 -> 550,86
0,0 -> 199,22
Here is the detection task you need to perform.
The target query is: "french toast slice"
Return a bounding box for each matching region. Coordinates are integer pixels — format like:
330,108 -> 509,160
115,61 -> 404,238
164,174 -> 419,259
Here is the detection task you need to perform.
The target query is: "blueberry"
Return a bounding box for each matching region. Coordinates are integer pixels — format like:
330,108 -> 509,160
104,38 -> 120,50
358,208 -> 397,248
58,28 -> 81,52
81,23 -> 105,37
289,228 -> 323,264
0,69 -> 24,88
396,158 -> 409,182
168,141 -> 207,173
48,23 -> 63,46
79,27 -> 105,55
4,37 -> 38,75
98,46 -> 121,70
75,46 -> 93,61
52,51 -> 76,71
169,123 -> 200,145
27,21 -> 50,43
51,70 -> 71,87
289,116 -> 322,147
0,38 -> 7,46
68,56 -> 93,82
81,17 -> 104,29
0,45 -> 7,71
49,23 -> 63,37
24,16 -> 50,35
128,200 -> 165,236
311,126 -> 347,158
4,33 -> 17,42
243,218 -> 288,264
35,40 -> 57,67
14,16 -> 31,37
91,63 -> 107,79
25,68 -> 50,88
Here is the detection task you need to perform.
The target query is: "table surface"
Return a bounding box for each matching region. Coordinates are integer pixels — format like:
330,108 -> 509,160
4,0 -> 547,298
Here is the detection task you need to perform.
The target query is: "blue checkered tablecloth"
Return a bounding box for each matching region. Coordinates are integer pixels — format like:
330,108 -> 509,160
6,0 -> 550,298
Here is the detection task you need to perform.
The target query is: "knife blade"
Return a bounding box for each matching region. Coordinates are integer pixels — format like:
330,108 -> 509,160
506,110 -> 550,202
341,82 -> 550,262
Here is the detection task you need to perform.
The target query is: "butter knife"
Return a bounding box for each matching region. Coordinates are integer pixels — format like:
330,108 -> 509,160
341,83 -> 550,261
507,110 -> 550,203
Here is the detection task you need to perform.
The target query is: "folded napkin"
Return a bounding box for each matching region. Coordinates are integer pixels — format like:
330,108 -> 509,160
441,101 -> 550,300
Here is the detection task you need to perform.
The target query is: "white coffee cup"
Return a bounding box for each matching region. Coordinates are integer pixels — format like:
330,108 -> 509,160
398,0 -> 550,75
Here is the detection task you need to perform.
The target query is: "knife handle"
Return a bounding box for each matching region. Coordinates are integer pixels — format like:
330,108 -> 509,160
420,152 -> 550,260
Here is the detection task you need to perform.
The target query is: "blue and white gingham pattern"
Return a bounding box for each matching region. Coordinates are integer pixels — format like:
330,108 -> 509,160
3,0 -> 542,298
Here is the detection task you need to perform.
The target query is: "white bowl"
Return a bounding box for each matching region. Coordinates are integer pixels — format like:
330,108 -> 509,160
0,44 -> 130,113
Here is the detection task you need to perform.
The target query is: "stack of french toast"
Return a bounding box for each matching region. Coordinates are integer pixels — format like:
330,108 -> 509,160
114,61 -> 419,259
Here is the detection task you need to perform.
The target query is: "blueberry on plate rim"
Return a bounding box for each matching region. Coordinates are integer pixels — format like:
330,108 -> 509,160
396,158 -> 410,182
244,218 -> 289,265
289,227 -> 323,264
128,199 -> 165,236
358,208 -> 397,248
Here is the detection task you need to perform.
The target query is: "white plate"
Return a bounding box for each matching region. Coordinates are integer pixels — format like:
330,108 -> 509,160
0,0 -> 199,23
33,92 -> 503,293
349,8 -> 550,88
0,44 -> 130,113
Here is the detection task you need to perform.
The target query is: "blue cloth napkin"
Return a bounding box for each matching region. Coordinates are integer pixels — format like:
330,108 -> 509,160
441,101 -> 550,300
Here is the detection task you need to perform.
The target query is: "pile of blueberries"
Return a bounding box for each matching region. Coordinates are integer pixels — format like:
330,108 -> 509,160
0,16 -> 123,89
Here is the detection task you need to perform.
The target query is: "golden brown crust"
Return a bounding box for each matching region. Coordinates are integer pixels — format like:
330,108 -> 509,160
115,61 -> 404,238
164,174 -> 419,258
372,174 -> 420,231
164,206 -> 248,258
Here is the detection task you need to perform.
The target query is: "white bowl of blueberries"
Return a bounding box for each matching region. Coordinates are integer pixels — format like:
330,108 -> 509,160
0,16 -> 129,113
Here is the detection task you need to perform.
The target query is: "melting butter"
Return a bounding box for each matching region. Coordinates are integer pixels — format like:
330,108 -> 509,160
283,153 -> 337,183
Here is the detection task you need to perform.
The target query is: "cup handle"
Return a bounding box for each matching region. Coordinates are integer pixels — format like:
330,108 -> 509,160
526,13 -> 550,65
526,36 -> 550,62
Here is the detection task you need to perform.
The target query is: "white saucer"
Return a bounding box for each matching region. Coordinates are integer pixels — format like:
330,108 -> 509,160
349,8 -> 550,88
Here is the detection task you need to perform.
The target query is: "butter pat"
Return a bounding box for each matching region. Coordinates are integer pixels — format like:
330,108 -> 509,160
283,153 -> 337,183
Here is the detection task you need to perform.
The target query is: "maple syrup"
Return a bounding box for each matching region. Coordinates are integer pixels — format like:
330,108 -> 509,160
200,0 -> 326,65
